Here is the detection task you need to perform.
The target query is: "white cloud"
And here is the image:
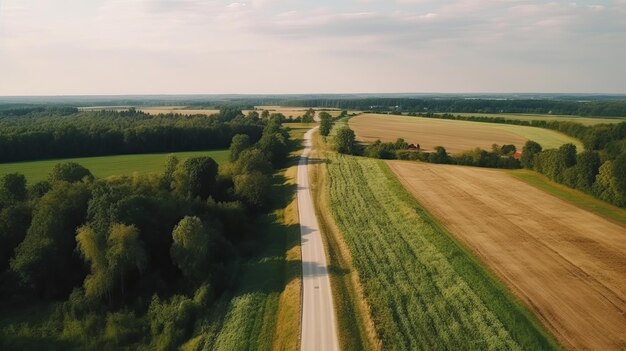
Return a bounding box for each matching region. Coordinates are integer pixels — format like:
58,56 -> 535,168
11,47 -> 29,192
0,0 -> 625,94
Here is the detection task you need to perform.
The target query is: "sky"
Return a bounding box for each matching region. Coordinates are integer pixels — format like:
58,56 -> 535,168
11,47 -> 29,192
0,0 -> 625,95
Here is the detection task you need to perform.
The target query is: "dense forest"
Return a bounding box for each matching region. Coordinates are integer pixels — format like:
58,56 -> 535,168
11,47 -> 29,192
0,107 -> 264,163
283,98 -> 626,117
0,114 -> 293,350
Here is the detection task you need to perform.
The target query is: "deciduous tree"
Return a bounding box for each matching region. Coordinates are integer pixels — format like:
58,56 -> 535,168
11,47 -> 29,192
334,127 -> 357,155
521,140 -> 542,169
229,134 -> 251,162
171,217 -> 214,283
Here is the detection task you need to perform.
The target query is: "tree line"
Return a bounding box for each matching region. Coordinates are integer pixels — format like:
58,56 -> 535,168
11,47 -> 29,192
0,114 -> 294,350
0,107 -> 264,163
521,141 -> 626,207
332,126 -> 521,169
281,98 -> 626,117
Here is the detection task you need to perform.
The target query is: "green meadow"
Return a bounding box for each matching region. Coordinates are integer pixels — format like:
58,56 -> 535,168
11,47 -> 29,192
0,150 -> 230,183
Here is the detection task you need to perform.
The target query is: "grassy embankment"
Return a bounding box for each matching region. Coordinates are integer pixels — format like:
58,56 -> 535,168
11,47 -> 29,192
186,123 -> 314,351
508,169 -> 626,226
316,149 -> 560,350
0,150 -> 230,183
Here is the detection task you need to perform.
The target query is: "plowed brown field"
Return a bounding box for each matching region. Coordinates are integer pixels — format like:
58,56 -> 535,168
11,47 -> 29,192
387,161 -> 626,350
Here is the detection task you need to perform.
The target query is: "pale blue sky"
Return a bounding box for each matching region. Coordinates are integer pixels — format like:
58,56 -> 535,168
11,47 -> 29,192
0,0 -> 624,95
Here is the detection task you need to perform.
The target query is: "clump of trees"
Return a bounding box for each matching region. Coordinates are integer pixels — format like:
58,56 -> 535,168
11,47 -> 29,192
319,112 -> 334,137
0,111 -> 295,349
333,127 -> 358,155
301,108 -> 316,123
523,140 -> 626,207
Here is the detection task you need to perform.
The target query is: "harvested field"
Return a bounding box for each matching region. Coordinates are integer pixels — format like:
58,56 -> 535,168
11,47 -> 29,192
140,108 -> 220,115
387,161 -> 626,350
349,114 -> 583,153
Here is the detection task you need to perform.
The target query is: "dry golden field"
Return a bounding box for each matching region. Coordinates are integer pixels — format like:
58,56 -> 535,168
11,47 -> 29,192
349,114 -> 583,152
139,107 -> 220,115
453,112 -> 626,125
387,161 -> 626,350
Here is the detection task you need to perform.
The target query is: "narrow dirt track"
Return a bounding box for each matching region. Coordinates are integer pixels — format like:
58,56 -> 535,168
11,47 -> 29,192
387,161 -> 626,350
298,128 -> 340,351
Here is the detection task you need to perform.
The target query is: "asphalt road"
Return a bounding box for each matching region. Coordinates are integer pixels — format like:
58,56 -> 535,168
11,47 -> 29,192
298,127 -> 340,351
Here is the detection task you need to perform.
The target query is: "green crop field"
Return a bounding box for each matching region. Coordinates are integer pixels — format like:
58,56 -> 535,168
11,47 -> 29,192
0,150 -> 229,183
324,152 -> 558,350
452,112 -> 626,125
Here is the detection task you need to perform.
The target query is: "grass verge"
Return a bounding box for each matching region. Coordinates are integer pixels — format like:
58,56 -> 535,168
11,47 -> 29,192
323,151 -> 560,350
507,169 -> 626,226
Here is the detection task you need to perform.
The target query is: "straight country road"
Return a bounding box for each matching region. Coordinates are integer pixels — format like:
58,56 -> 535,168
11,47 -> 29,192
298,127 -> 340,351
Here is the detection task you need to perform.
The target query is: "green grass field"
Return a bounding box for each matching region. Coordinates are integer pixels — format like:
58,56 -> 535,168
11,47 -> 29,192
324,152 -> 559,350
0,150 -> 230,183
507,169 -> 626,226
452,112 -> 626,126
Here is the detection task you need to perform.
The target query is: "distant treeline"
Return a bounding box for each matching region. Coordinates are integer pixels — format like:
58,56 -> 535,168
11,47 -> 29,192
281,98 -> 626,117
0,107 -> 264,163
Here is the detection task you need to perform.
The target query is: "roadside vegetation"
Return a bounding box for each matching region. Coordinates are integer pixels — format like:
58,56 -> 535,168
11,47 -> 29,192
0,112 -> 304,350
